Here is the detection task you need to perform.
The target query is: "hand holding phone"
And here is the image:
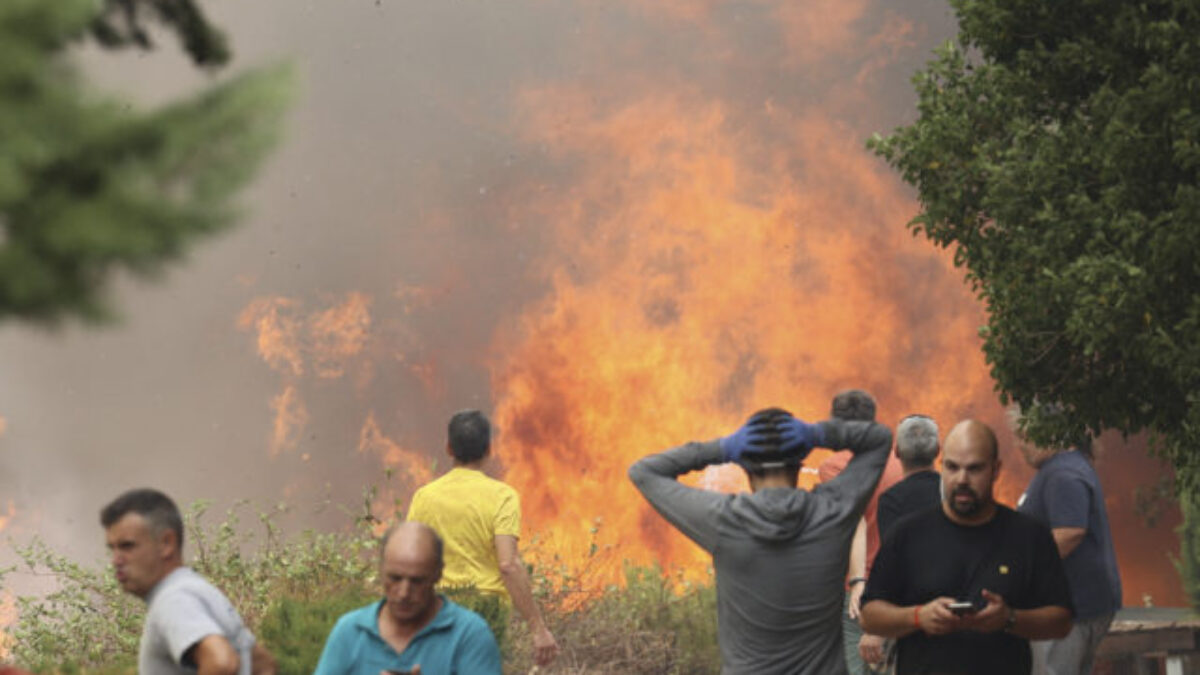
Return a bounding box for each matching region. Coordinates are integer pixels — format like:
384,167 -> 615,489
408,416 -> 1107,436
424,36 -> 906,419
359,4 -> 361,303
947,601 -> 976,616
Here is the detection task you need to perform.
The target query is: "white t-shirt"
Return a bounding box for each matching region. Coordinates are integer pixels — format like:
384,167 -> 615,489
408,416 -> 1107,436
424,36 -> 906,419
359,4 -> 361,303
139,567 -> 255,675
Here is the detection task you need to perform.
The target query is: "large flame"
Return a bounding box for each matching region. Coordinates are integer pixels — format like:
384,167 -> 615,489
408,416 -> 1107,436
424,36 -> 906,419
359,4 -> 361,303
489,83 -> 1001,587
238,293 -> 373,455
231,0 -> 1183,605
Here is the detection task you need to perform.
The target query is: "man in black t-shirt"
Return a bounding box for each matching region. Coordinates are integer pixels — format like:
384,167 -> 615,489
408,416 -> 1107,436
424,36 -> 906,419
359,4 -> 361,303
859,414 -> 945,670
876,414 -> 943,540
860,420 -> 1073,675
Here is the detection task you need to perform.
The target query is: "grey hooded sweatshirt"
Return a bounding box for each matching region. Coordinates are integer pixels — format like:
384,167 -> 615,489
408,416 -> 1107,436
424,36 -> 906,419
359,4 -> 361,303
629,418 -> 892,675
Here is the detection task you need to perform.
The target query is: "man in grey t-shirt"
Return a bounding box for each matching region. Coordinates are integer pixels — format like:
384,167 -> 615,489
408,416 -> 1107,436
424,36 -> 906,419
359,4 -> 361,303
101,488 -> 275,674
629,403 -> 892,674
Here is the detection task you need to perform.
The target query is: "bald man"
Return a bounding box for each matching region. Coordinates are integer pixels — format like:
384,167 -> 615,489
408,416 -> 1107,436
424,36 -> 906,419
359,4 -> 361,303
314,522 -> 501,675
859,420 -> 1074,675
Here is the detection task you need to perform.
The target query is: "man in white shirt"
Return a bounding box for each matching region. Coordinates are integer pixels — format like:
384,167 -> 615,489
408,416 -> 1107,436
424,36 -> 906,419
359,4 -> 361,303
101,488 -> 275,675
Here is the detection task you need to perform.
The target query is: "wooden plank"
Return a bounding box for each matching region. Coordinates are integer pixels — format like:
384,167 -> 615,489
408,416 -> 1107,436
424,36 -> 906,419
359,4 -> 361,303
1096,627 -> 1200,657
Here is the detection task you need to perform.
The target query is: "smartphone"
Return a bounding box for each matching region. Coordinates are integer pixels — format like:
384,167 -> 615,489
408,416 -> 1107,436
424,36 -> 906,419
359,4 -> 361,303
948,601 -> 976,616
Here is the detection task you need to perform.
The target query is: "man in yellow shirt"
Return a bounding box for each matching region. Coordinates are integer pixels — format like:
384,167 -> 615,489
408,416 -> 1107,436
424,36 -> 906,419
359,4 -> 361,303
407,409 -> 559,667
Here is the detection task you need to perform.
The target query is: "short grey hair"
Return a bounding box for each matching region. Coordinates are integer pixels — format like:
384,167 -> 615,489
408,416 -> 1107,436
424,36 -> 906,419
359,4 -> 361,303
896,415 -> 939,468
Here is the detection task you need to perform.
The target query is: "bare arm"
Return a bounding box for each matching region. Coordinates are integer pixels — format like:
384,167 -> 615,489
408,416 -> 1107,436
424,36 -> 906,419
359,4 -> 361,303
860,597 -> 962,638
190,635 -> 240,675
1051,527 -> 1085,558
250,642 -> 276,675
495,534 -> 558,666
846,517 -> 867,620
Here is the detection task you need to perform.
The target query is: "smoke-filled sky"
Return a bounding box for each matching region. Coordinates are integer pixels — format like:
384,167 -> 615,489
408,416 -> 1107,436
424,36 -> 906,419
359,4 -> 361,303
0,0 -> 1184,605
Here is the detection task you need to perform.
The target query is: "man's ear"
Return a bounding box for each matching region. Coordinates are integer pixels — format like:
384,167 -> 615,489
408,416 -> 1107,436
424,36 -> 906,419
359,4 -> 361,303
159,528 -> 180,560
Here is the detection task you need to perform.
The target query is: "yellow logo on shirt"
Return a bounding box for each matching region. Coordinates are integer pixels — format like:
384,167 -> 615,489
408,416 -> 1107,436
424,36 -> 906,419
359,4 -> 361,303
999,565 -> 1010,575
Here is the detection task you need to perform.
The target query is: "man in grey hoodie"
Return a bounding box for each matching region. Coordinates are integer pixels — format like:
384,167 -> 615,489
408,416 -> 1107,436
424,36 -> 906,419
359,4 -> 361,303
628,404 -> 893,674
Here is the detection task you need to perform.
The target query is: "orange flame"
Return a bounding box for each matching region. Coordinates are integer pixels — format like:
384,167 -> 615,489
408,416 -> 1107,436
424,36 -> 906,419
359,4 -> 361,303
309,293 -> 372,379
358,412 -> 435,496
487,80 -> 1002,589
238,297 -> 305,377
269,386 -> 309,457
239,293 -> 374,455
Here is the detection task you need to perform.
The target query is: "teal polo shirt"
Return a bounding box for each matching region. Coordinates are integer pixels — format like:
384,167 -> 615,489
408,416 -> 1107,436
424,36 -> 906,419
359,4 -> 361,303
314,596 -> 501,675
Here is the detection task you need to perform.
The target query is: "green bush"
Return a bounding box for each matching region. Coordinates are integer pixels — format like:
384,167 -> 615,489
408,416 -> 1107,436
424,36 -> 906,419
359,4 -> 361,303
3,500 -> 721,674
442,586 -> 510,654
4,539 -> 141,674
257,585 -> 376,675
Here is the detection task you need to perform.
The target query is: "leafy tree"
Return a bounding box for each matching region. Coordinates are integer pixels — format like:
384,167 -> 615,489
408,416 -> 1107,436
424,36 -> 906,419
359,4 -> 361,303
870,1 -> 1200,489
90,0 -> 231,67
0,0 -> 290,324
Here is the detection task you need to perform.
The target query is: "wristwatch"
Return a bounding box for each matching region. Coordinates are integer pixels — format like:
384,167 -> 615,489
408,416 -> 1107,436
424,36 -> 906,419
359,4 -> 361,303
1004,607 -> 1017,632
847,577 -> 866,588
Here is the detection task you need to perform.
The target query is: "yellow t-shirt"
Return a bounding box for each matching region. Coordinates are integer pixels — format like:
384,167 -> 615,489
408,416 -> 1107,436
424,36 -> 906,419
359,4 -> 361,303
407,467 -> 521,596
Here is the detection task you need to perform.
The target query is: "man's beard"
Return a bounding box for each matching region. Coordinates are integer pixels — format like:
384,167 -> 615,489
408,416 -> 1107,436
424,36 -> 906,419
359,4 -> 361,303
949,486 -> 983,517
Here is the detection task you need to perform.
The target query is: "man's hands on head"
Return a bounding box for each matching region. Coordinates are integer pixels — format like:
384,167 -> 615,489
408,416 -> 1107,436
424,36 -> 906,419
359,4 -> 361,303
719,414 -> 772,462
777,416 -> 824,454
720,410 -> 824,463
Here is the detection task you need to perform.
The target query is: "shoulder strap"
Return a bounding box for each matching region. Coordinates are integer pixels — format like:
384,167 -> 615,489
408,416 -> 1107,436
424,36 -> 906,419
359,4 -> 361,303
960,511 -> 1011,601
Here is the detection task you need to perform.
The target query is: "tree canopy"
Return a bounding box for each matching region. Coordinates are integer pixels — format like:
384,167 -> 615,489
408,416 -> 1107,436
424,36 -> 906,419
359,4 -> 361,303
870,1 -> 1200,487
0,0 -> 290,324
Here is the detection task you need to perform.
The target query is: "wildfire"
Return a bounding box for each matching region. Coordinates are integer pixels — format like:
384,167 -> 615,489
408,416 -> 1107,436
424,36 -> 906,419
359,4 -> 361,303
358,412 -> 434,496
231,0 -> 1181,605
484,6 -> 1005,589
238,293 -> 373,455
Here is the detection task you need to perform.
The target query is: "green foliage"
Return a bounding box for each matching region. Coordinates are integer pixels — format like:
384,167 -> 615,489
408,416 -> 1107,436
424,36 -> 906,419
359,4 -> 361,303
4,539 -> 141,673
257,587 -> 376,675
505,561 -> 719,675
1175,492 -> 1200,611
90,0 -> 230,67
870,1 -> 1200,493
442,586 -> 510,654
4,502 -> 720,674
0,0 -> 291,325
4,501 -> 379,674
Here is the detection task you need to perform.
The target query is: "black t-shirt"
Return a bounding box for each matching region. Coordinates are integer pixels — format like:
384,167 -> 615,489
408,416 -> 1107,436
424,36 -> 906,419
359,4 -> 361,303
863,505 -> 1073,675
877,471 -> 942,540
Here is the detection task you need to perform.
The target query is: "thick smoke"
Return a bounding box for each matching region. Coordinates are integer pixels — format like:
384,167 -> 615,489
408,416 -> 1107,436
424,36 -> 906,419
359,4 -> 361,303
0,0 -> 1183,605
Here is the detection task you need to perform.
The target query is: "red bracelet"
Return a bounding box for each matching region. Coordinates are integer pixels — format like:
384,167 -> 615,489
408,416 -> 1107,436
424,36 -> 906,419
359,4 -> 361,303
913,605 -> 921,630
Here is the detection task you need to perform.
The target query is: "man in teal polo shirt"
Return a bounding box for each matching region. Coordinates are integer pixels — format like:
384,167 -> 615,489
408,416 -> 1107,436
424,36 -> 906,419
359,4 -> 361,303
315,522 -> 501,675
